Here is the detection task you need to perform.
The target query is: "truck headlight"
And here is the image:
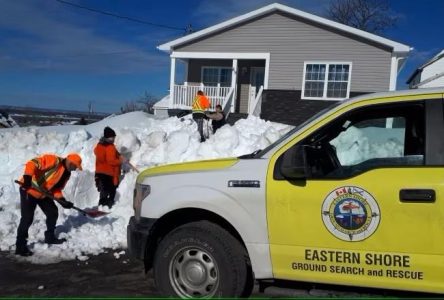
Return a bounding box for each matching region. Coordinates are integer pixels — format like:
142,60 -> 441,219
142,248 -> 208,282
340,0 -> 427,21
133,183 -> 150,222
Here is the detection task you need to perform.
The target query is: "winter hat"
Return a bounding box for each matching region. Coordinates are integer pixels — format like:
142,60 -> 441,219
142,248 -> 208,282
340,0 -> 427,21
66,153 -> 83,170
104,126 -> 116,138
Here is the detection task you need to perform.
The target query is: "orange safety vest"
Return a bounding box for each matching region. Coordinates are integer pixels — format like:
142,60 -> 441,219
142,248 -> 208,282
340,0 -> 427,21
94,141 -> 121,186
20,154 -> 68,199
192,95 -> 210,113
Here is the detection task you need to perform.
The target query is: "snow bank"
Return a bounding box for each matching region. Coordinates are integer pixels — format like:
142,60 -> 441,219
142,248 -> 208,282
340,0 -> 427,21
0,112 -> 292,263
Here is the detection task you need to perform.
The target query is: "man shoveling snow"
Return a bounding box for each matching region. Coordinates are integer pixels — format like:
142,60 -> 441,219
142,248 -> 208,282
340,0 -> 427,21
15,153 -> 82,256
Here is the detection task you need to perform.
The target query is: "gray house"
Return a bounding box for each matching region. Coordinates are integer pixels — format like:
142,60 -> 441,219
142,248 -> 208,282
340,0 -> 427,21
155,3 -> 410,125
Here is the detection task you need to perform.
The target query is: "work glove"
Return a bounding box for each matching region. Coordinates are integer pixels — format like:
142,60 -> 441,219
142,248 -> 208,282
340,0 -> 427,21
22,175 -> 32,189
58,198 -> 74,209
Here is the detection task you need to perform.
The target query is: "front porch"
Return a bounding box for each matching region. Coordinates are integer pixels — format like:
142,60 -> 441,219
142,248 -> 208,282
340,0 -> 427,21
154,52 -> 269,118
172,83 -> 232,110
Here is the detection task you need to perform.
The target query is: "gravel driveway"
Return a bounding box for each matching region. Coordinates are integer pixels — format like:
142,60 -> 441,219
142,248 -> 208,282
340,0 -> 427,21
0,250 -> 435,298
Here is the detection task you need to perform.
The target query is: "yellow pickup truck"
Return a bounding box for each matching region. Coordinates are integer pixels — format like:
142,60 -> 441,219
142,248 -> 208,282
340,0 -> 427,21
128,88 -> 444,297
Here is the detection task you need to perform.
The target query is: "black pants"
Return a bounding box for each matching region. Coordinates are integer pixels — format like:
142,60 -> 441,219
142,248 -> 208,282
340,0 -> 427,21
192,112 -> 206,142
16,189 -> 58,246
95,173 -> 117,208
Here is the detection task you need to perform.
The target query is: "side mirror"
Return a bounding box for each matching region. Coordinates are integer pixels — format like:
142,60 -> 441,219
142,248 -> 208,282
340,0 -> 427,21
280,145 -> 308,179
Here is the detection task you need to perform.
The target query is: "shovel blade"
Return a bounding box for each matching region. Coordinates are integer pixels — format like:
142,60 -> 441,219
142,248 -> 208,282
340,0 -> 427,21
84,209 -> 109,218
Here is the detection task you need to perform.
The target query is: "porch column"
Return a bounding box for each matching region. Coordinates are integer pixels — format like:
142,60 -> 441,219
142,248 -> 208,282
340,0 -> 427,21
169,57 -> 176,107
389,54 -> 399,91
231,59 -> 238,113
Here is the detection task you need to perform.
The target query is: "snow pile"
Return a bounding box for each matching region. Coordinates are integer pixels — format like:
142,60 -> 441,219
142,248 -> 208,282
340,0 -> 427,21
330,126 -> 405,165
0,112 -> 292,263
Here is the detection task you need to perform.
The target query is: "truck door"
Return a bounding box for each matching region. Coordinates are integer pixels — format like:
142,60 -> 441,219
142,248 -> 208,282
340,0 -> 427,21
267,96 -> 444,293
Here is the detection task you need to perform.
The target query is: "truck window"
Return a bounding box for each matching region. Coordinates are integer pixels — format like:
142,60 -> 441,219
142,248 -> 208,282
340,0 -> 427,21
302,101 -> 425,179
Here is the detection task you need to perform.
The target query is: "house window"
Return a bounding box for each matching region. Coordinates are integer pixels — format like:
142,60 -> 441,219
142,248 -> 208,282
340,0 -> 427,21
302,62 -> 351,100
202,67 -> 232,87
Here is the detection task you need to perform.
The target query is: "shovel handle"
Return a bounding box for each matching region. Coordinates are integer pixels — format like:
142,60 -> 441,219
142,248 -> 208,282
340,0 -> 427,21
15,180 -> 82,211
127,161 -> 140,173
15,180 -> 58,201
14,180 -> 106,218
70,206 -> 86,215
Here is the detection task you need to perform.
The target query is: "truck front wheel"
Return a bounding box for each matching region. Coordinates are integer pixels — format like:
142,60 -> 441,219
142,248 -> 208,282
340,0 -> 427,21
153,220 -> 250,298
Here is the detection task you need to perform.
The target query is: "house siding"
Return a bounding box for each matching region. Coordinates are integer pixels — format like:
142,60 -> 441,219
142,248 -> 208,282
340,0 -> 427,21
421,58 -> 444,88
261,90 -> 368,126
175,12 -> 392,92
422,58 -> 444,81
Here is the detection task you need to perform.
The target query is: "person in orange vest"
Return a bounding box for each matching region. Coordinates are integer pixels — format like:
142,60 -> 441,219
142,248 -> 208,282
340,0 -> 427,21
16,153 -> 83,256
192,90 -> 211,142
94,127 -> 126,208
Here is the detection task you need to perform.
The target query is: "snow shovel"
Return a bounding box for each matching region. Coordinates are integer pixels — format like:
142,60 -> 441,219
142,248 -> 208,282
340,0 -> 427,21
14,180 -> 109,218
127,161 -> 140,173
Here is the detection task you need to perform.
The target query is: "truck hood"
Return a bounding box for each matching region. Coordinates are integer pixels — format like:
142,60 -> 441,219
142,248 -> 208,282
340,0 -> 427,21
137,158 -> 239,183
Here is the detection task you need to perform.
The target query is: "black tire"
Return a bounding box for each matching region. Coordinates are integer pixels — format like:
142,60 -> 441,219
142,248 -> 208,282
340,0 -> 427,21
153,220 -> 251,298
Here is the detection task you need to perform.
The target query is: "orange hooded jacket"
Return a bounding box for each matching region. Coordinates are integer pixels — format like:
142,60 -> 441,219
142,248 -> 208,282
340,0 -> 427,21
94,140 -> 122,186
20,154 -> 68,199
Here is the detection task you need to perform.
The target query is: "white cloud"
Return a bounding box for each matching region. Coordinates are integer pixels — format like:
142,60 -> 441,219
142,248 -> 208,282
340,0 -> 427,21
0,0 -> 170,74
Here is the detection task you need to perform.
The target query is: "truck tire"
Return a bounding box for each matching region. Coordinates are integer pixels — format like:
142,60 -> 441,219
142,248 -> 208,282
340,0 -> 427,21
153,220 -> 251,298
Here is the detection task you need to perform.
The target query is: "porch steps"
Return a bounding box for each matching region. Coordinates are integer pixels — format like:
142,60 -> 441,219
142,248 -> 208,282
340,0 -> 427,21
226,113 -> 248,125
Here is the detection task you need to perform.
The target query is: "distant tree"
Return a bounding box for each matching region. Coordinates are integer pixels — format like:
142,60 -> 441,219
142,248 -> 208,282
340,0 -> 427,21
326,0 -> 398,34
120,101 -> 139,113
137,91 -> 159,114
120,91 -> 159,114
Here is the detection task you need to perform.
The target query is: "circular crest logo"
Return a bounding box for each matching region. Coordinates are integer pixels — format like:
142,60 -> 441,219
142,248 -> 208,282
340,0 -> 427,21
321,186 -> 380,242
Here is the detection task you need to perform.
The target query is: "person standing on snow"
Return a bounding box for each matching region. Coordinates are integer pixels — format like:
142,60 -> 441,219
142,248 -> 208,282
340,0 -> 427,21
205,104 -> 226,134
192,90 -> 211,142
94,126 -> 126,208
16,153 -> 82,256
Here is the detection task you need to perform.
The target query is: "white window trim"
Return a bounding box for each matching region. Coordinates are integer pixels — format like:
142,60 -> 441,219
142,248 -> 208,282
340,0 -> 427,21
201,66 -> 233,86
301,61 -> 352,101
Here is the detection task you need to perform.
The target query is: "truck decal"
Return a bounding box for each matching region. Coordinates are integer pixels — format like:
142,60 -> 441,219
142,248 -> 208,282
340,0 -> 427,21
321,186 -> 380,241
291,248 -> 424,281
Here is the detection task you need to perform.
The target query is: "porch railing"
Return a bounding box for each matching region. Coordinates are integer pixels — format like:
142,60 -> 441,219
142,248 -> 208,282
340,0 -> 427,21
173,83 -> 231,110
248,85 -> 264,117
221,87 -> 235,119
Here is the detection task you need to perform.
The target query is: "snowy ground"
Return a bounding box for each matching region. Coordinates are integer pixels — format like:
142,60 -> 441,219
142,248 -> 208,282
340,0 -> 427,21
0,112 -> 292,264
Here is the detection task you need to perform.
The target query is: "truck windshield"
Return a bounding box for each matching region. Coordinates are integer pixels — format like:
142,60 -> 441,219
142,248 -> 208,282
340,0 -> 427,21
249,102 -> 343,158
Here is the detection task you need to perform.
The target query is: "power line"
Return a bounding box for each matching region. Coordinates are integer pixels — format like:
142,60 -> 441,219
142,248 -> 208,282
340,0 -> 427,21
55,0 -> 186,32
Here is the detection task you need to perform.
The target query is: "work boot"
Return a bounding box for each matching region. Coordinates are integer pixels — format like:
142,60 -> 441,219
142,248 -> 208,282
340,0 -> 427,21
15,244 -> 33,257
44,232 -> 67,245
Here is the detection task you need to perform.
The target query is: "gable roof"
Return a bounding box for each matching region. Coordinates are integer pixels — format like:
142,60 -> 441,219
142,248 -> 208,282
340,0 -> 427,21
158,3 -> 411,54
406,49 -> 444,84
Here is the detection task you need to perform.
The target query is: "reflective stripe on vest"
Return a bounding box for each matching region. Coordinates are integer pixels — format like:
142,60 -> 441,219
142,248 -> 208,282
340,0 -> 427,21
192,96 -> 204,113
32,157 -> 62,188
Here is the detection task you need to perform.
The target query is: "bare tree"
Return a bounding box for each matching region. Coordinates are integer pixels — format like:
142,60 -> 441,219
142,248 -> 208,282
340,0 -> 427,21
326,0 -> 397,34
137,91 -> 159,114
120,101 -> 139,113
120,91 -> 159,114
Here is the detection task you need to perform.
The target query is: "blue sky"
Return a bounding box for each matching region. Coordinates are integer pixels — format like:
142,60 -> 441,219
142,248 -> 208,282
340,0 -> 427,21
1,0 -> 443,113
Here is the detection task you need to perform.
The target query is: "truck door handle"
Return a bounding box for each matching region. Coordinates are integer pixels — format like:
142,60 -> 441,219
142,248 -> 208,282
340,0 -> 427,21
399,189 -> 435,202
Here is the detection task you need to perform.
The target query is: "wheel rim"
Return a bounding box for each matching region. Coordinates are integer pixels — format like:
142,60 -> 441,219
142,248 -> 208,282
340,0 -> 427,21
169,246 -> 219,298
